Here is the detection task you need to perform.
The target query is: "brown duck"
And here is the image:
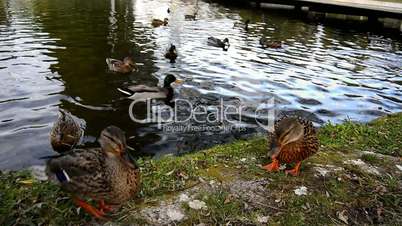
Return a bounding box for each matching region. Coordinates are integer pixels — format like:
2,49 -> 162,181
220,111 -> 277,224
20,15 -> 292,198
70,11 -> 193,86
164,44 -> 177,63
262,117 -> 319,176
152,18 -> 168,27
106,56 -> 137,74
46,126 -> 140,219
50,109 -> 84,153
259,37 -> 282,49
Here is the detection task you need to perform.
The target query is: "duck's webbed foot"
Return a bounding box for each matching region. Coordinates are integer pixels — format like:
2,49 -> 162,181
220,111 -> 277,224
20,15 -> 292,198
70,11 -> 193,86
262,158 -> 280,172
285,161 -> 302,176
73,197 -> 107,219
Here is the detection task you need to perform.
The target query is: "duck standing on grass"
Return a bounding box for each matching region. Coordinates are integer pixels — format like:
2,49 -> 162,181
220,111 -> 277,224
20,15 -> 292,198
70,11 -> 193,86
45,126 -> 141,219
207,37 -> 230,51
262,116 -> 319,176
152,18 -> 168,27
50,109 -> 85,153
106,56 -> 137,74
165,44 -> 177,63
118,74 -> 183,104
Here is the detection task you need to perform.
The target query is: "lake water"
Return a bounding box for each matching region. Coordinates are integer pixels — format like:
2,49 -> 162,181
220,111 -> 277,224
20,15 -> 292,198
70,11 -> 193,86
0,0 -> 401,170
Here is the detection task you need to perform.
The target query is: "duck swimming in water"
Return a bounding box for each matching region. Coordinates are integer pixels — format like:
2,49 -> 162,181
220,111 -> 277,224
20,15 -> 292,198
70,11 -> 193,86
152,18 -> 168,27
46,126 -> 140,219
185,12 -> 197,20
207,37 -> 230,51
106,56 -> 137,74
118,74 -> 183,105
164,44 -> 177,63
259,37 -> 282,49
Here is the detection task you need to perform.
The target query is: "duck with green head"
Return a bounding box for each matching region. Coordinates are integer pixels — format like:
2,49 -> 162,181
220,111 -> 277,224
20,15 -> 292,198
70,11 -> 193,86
118,74 -> 183,105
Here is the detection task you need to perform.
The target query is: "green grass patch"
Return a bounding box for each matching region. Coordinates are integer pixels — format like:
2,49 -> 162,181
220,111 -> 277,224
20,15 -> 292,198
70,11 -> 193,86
1,113 -> 401,225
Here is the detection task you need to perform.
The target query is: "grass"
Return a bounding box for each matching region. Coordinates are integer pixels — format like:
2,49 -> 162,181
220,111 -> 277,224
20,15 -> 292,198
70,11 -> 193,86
1,112 -> 401,225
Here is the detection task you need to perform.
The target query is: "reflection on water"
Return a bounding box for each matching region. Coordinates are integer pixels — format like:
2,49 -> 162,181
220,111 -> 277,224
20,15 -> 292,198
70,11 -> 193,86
0,0 -> 401,169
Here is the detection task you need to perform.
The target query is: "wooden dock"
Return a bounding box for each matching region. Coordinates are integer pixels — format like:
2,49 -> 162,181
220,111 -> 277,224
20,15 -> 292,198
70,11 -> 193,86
249,0 -> 402,19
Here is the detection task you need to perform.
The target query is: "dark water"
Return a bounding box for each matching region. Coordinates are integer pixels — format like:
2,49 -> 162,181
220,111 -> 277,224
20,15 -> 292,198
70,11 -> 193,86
0,0 -> 401,170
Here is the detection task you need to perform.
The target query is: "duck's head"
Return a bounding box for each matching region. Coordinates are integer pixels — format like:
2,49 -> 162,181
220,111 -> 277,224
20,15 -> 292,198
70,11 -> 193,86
245,19 -> 250,30
163,18 -> 169,25
99,125 -> 127,156
123,57 -> 136,68
222,38 -> 230,51
169,44 -> 176,52
275,117 -> 304,147
163,74 -> 183,88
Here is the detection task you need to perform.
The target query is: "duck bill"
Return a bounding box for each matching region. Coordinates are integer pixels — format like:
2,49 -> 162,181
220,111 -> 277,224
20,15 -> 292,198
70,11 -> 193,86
174,79 -> 184,85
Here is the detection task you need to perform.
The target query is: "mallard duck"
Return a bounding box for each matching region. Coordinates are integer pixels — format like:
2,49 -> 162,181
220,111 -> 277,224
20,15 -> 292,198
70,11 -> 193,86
117,74 -> 182,104
259,37 -> 282,49
50,109 -> 84,153
164,44 -> 177,63
151,18 -> 168,27
207,37 -> 230,51
245,19 -> 250,31
46,126 -> 140,219
106,56 -> 137,74
185,12 -> 197,20
262,116 -> 319,176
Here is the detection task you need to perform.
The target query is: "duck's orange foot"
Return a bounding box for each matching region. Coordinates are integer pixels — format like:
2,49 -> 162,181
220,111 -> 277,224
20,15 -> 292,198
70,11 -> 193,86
262,159 -> 280,172
73,197 -> 108,220
99,200 -> 113,213
285,162 -> 302,176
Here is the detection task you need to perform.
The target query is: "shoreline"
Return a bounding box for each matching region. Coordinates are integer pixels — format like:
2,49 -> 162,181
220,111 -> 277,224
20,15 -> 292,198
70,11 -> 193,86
1,112 -> 401,225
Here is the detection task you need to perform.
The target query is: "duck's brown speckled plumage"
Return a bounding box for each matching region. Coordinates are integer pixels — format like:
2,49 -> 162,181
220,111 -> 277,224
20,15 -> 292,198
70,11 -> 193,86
272,117 -> 319,163
264,116 -> 319,176
46,148 -> 140,204
50,110 -> 84,153
46,126 -> 140,217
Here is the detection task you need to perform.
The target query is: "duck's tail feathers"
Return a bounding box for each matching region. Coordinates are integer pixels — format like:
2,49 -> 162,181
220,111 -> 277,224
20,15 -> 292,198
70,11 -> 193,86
117,88 -> 134,96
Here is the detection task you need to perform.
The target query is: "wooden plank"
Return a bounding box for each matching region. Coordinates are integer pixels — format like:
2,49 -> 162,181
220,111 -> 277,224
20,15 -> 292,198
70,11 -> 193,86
297,0 -> 402,14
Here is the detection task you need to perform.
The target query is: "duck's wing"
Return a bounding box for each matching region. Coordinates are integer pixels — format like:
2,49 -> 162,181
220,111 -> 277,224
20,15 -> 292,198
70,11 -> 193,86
127,85 -> 161,93
128,90 -> 167,101
46,148 -> 109,195
106,58 -> 123,71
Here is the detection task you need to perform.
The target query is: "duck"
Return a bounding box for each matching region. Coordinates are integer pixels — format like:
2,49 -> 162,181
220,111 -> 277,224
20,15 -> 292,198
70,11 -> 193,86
234,19 -> 250,31
164,44 -> 177,63
106,56 -> 137,74
45,126 -> 140,219
50,109 -> 84,153
117,74 -> 182,104
185,12 -> 197,20
259,37 -> 282,49
207,37 -> 230,51
245,19 -> 250,31
151,18 -> 168,27
262,116 -> 319,176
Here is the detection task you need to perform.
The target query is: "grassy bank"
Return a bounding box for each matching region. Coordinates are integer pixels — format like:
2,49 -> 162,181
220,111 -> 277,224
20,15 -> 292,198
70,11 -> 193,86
1,113 -> 402,225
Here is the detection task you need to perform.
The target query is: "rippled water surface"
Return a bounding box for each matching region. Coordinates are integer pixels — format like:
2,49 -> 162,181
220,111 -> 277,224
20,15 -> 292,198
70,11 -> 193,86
0,0 -> 401,169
